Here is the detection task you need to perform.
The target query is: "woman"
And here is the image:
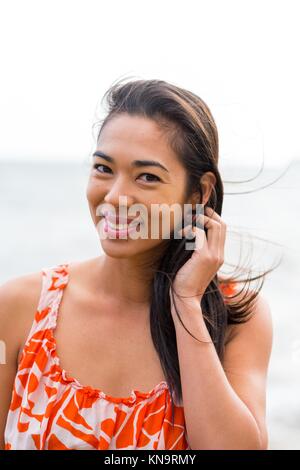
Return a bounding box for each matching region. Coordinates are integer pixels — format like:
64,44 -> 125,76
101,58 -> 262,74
0,78 -> 273,450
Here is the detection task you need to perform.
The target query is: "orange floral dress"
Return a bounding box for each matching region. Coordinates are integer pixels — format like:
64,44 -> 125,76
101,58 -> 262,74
4,263 -> 237,450
4,263 -> 191,450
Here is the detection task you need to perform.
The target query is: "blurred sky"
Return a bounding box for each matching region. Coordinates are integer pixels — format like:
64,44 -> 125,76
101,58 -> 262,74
0,0 -> 299,169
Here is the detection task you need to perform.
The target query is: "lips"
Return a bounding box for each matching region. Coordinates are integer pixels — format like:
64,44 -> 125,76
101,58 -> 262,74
102,212 -> 142,236
101,210 -> 142,225
106,215 -> 138,224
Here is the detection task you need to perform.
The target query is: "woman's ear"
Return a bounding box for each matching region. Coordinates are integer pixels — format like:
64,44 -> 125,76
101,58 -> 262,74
187,171 -> 217,208
200,172 -> 216,206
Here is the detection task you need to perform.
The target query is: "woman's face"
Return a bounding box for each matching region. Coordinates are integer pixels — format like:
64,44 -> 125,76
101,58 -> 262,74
86,113 -> 193,260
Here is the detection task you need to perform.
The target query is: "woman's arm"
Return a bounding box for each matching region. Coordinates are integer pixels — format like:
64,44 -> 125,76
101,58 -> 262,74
0,279 -> 22,449
0,274 -> 41,449
171,293 -> 273,450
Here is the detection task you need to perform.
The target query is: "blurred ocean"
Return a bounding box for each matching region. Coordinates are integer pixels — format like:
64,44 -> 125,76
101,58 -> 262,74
0,159 -> 299,449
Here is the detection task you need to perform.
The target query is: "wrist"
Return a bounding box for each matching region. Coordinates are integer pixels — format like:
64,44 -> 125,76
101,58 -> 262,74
170,298 -> 212,342
170,294 -> 203,322
170,292 -> 202,311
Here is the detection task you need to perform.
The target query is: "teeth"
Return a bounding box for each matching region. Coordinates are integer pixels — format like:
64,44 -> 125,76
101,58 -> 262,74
106,220 -> 140,230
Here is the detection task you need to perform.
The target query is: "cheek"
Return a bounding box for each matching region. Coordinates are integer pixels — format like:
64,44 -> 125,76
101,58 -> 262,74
86,181 -> 102,225
86,179 -> 102,206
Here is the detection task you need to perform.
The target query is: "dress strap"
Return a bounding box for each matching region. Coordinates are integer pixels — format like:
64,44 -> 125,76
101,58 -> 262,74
23,263 -> 70,347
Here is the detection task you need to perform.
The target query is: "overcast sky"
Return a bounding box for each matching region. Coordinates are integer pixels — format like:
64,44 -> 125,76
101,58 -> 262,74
0,0 -> 299,171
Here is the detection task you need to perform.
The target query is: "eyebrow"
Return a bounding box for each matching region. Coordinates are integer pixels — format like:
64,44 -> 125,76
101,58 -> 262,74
92,150 -> 169,173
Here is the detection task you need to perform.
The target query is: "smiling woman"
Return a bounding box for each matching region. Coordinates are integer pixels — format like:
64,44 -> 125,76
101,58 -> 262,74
0,78 -> 275,450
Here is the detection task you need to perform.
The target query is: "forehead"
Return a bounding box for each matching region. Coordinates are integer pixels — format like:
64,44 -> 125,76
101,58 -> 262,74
97,114 -> 182,169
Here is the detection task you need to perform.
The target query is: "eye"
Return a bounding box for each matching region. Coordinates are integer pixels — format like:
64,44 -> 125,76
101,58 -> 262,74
93,164 -> 161,183
93,163 -> 112,174
138,173 -> 161,183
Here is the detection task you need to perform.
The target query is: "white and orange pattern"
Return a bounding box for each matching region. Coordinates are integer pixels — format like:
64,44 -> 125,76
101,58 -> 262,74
4,263 -> 192,450
4,263 -> 237,450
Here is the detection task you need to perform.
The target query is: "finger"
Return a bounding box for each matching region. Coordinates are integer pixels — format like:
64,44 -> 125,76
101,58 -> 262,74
203,208 -> 226,260
180,212 -> 226,261
205,207 -> 227,249
204,207 -> 223,223
193,225 -> 208,252
179,223 -> 208,251
193,213 -> 224,261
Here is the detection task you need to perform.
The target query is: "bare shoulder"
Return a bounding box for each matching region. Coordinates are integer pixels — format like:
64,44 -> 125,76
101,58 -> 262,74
0,270 -> 43,314
0,270 -> 43,449
0,270 -> 43,353
225,288 -> 273,349
222,291 -> 273,449
218,272 -> 273,348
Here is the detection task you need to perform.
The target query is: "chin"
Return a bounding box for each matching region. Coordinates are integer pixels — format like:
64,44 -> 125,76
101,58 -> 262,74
100,237 -> 145,257
99,237 -> 165,261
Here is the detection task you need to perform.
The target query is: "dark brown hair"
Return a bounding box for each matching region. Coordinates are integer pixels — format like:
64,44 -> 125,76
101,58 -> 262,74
94,77 -> 279,424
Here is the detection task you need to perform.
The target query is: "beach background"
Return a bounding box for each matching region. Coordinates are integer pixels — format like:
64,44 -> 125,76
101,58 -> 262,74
0,158 -> 299,449
1,0 -> 300,450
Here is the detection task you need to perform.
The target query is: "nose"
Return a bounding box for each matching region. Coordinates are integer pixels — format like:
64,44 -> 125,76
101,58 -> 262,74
103,177 -> 134,208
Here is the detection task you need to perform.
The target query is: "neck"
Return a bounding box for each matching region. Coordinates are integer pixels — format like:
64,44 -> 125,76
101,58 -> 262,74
93,246 -> 167,305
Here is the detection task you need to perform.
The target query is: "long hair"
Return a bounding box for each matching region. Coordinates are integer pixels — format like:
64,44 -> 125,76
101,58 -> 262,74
93,77 -> 279,424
